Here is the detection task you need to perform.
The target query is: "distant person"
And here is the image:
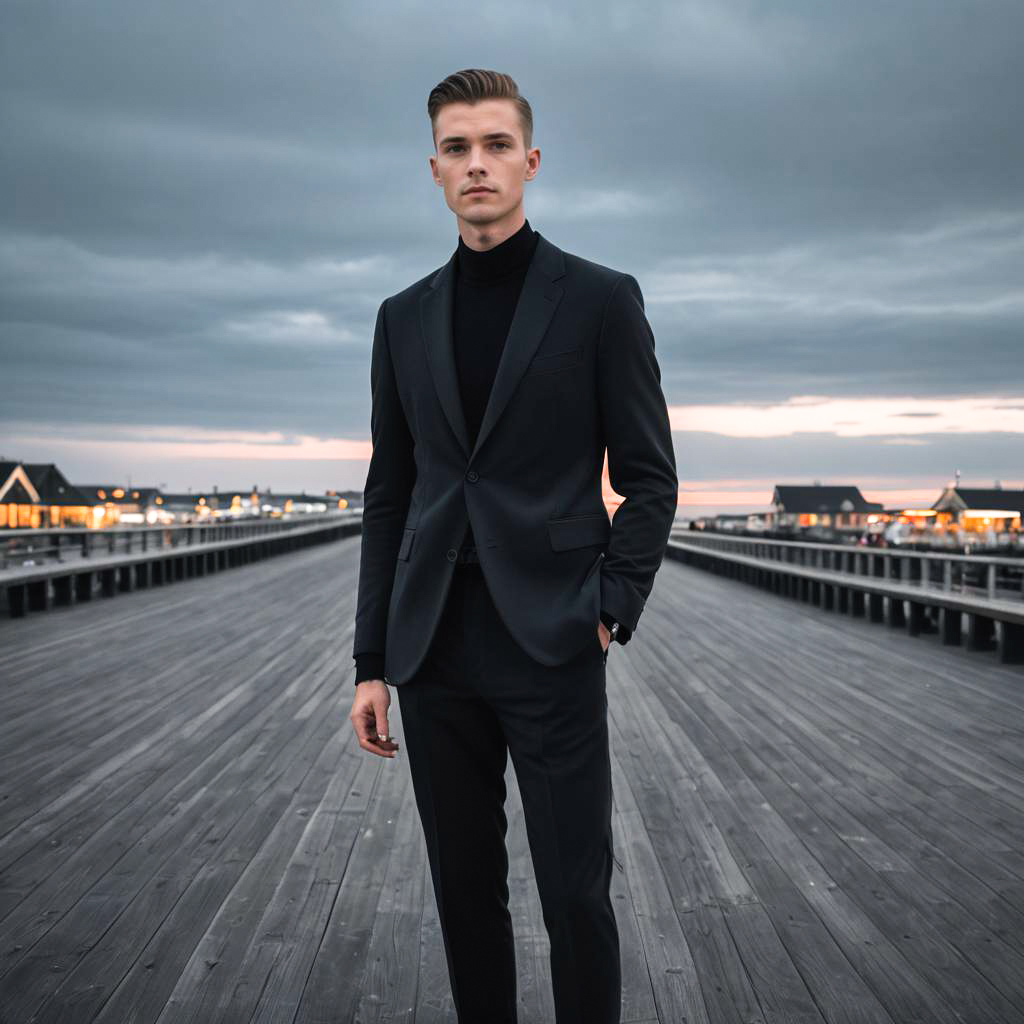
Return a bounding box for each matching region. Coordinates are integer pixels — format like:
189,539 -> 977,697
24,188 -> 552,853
349,68 -> 677,1024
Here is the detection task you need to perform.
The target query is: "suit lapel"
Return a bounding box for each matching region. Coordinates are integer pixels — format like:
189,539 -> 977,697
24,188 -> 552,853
420,230 -> 566,463
420,250 -> 469,457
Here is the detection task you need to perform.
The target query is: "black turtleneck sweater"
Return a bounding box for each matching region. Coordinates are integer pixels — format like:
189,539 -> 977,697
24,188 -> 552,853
354,218 -> 628,686
454,217 -> 540,455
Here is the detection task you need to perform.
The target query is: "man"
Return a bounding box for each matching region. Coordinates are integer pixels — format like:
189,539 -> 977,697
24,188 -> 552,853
349,68 -> 677,1023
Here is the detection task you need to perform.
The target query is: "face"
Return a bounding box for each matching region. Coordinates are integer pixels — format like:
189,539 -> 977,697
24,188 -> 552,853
429,98 -> 540,242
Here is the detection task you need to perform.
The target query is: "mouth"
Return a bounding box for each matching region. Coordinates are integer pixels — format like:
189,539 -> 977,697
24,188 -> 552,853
465,187 -> 493,194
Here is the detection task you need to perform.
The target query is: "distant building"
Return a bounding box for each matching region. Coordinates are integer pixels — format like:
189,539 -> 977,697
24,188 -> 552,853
768,484 -> 884,533
254,490 -> 336,519
140,487 -> 354,523
76,484 -> 169,527
708,512 -> 755,533
931,486 -> 1024,536
0,461 -> 94,529
1,458 -> 357,529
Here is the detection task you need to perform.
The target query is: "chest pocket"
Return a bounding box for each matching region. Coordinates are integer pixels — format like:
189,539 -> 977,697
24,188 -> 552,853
525,345 -> 582,376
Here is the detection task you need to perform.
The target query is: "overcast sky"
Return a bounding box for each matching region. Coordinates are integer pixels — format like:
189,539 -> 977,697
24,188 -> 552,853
2,0 -> 1021,515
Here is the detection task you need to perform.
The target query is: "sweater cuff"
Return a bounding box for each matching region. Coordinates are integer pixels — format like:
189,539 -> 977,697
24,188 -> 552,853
600,608 -> 632,645
354,652 -> 386,685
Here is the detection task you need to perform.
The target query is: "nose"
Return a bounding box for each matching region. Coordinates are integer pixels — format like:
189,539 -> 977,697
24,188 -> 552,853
467,146 -> 488,178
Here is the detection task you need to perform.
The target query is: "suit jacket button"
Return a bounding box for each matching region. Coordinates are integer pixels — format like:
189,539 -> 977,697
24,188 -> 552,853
466,469 -> 479,482
446,548 -> 458,562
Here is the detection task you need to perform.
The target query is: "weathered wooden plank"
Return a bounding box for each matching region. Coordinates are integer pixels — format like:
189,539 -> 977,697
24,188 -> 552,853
243,752 -> 380,1024
610,646 -> 830,1024
1,537 -> 1024,1023
170,740 -> 364,1022
651,649 -> 999,1023
1,659 -> 344,970
289,754 -> 409,1024
604,754 -> 660,1024
354,778 -> 424,1022
605,717 -> 711,1024
659,580 -> 1024,887
641,564 -> 1024,1020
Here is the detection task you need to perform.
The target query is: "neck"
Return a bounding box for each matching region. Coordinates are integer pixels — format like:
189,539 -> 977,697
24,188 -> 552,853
455,217 -> 537,285
457,205 -> 527,252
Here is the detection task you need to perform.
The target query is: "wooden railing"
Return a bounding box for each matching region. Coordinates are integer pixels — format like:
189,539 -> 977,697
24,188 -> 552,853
666,529 -> 1024,664
0,512 -> 362,618
1,513 -> 361,570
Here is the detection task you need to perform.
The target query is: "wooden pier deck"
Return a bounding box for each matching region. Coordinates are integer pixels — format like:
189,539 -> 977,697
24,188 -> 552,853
2,535 -> 1023,1023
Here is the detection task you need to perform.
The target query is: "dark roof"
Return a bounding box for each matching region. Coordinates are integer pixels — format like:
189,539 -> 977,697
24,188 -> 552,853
18,463 -> 93,506
160,492 -> 226,507
773,484 -> 882,514
934,488 -> 1024,514
1,477 -> 34,504
75,484 -> 164,504
266,493 -> 337,503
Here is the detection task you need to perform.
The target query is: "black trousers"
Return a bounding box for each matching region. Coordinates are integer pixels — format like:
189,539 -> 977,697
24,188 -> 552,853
397,561 -> 622,1023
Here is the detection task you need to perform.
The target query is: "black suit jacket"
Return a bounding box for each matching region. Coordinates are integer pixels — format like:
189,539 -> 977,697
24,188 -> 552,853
353,230 -> 678,686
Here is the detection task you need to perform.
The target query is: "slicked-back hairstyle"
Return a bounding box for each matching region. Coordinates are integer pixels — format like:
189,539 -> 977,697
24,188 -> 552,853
427,68 -> 533,151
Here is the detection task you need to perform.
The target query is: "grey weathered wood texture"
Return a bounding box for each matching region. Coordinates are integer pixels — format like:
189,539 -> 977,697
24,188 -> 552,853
1,536 -> 1023,1022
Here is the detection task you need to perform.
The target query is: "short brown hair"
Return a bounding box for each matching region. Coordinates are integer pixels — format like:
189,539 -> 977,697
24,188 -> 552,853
427,69 -> 533,151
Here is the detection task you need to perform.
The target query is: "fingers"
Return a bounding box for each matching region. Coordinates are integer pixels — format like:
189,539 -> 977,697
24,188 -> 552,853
355,708 -> 399,757
373,703 -> 400,756
350,689 -> 400,758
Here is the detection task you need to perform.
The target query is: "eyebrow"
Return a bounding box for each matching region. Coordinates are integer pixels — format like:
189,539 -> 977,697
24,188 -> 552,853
438,131 -> 515,146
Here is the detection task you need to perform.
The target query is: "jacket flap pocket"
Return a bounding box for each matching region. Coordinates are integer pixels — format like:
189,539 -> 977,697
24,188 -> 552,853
397,528 -> 415,561
526,345 -> 582,376
547,513 -> 611,551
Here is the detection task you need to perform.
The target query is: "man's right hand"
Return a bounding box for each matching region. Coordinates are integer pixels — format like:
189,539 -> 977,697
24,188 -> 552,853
350,680 -> 400,758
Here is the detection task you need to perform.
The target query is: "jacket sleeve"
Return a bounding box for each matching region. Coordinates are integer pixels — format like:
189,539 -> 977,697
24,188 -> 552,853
352,298 -> 417,681
600,607 -> 632,646
597,273 -> 678,635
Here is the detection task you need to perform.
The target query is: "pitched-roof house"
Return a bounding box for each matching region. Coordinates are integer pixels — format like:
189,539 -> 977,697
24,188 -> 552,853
769,484 -> 884,531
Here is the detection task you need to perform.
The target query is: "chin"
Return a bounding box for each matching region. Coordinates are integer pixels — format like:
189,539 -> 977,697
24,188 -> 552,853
460,207 -> 497,223
464,202 -> 509,221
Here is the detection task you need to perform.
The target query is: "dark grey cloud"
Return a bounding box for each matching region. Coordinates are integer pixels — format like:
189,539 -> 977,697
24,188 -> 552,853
675,430 -> 1023,484
1,0 -> 1022,493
